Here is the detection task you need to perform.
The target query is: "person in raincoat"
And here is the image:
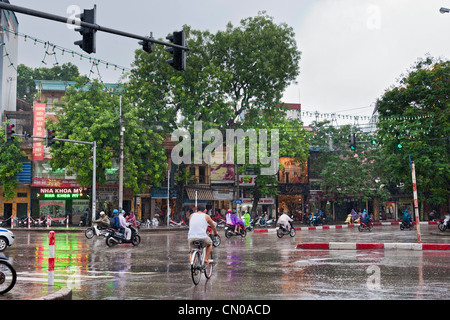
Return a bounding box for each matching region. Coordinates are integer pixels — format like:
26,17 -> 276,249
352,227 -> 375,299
351,209 -> 360,223
361,209 -> 370,224
242,211 -> 251,228
402,209 -> 412,227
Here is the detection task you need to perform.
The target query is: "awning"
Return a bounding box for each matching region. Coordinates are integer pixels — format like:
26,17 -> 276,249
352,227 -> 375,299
186,187 -> 215,201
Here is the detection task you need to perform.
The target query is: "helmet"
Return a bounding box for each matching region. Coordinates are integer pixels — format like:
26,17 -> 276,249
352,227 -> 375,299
227,209 -> 232,213
113,209 -> 118,214
100,211 -> 105,215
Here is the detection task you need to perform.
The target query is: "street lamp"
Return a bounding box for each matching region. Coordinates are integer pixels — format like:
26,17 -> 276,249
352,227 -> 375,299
440,7 -> 450,14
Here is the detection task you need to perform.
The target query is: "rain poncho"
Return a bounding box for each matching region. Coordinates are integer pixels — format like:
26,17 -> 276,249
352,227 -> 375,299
350,209 -> 359,220
403,209 -> 411,223
361,209 -> 369,223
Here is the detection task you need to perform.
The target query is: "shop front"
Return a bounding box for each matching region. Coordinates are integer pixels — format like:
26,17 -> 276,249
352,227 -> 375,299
31,187 -> 90,225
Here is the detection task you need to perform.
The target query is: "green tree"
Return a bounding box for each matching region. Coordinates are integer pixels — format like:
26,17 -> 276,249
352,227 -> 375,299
127,12 -> 303,219
376,56 -> 450,207
310,121 -> 389,208
0,122 -> 26,200
46,79 -> 167,193
17,63 -> 81,103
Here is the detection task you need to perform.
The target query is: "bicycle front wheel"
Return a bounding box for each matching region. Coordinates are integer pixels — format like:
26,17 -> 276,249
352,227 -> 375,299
191,251 -> 202,285
204,252 -> 213,279
0,260 -> 16,294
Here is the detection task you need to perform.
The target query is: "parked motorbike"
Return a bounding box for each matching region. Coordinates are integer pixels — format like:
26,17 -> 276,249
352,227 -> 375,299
105,225 -> 141,247
224,224 -> 246,238
276,222 -> 296,238
85,225 -> 113,239
358,220 -> 373,232
400,220 -> 414,231
438,215 -> 450,232
310,215 -> 326,226
169,218 -> 188,227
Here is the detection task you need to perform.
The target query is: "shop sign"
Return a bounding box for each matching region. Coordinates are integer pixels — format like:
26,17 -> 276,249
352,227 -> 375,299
32,178 -> 81,188
151,187 -> 177,199
242,198 -> 274,205
239,175 -> 257,186
37,187 -> 84,200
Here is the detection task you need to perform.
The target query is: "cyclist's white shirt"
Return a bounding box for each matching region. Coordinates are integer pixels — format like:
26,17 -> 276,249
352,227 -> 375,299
188,212 -> 209,239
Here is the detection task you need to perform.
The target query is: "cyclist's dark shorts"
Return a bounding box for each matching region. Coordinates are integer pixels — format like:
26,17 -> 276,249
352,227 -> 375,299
188,237 -> 212,249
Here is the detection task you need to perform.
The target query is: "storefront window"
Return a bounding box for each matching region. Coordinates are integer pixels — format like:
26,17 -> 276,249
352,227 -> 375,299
39,200 -> 65,218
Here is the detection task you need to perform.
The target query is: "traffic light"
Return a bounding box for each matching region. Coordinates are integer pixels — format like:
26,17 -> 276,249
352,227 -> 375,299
165,29 -> 186,71
74,6 -> 97,54
47,129 -> 55,147
349,133 -> 356,151
139,39 -> 153,53
371,139 -> 377,146
395,132 -> 402,149
5,124 -> 14,143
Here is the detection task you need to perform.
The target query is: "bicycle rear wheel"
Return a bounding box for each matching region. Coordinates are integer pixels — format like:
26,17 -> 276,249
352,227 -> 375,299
191,251 -> 202,285
0,260 -> 16,294
204,252 -> 213,279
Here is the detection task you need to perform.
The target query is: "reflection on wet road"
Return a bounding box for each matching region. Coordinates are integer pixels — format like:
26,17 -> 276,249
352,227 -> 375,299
2,225 -> 450,300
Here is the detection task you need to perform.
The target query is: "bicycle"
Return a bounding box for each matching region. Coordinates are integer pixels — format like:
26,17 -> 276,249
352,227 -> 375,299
190,239 -> 215,285
0,256 -> 16,294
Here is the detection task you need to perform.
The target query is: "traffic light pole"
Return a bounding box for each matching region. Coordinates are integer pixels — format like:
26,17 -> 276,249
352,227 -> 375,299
0,2 -> 189,51
16,133 -> 97,226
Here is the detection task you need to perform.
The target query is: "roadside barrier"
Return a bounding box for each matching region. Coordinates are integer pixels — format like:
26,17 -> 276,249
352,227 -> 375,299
48,231 -> 55,285
296,242 -> 450,250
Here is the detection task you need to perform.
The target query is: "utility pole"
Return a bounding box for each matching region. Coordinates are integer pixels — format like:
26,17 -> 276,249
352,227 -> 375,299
119,96 -> 124,212
410,161 -> 421,243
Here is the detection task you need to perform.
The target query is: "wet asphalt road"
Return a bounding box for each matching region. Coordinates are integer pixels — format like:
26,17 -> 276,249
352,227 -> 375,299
1,224 -> 450,300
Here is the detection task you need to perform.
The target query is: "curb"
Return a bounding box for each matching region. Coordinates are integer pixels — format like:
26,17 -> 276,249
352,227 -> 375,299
253,221 -> 439,233
296,242 -> 450,251
34,288 -> 72,300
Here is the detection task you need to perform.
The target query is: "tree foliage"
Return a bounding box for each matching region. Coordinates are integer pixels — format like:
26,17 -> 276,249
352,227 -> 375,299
46,79 -> 167,193
0,123 -> 26,200
17,63 -> 81,103
375,56 -> 450,205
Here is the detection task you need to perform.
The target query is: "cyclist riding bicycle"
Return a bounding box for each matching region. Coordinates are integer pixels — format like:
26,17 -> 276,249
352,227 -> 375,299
188,206 -> 218,264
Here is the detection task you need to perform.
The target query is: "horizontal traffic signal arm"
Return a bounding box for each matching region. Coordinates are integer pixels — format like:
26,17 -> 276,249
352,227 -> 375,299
0,2 -> 189,53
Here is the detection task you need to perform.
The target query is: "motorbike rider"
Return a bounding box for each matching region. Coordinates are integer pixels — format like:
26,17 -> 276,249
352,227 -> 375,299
242,211 -> 251,229
126,210 -> 138,228
402,209 -> 412,227
225,209 -> 233,226
118,210 -> 131,240
233,211 -> 245,234
110,209 -> 120,229
188,206 -> 218,264
277,211 -> 293,231
93,211 -> 110,229
361,209 -> 370,225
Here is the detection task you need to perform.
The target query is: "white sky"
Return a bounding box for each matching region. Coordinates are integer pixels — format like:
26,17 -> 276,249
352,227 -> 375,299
10,0 -> 450,126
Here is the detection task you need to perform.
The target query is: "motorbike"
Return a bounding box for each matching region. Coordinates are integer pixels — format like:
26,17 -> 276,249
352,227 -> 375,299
85,225 -> 113,239
358,220 -> 373,232
438,215 -> 450,232
105,225 -> 141,247
309,215 -> 325,226
224,224 -> 247,238
400,220 -> 414,231
169,218 -> 188,227
207,225 -> 221,247
302,213 -> 310,225
276,222 -> 296,238
245,219 -> 254,232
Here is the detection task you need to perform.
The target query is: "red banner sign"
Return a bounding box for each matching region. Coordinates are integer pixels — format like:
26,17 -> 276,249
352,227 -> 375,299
33,102 -> 46,160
